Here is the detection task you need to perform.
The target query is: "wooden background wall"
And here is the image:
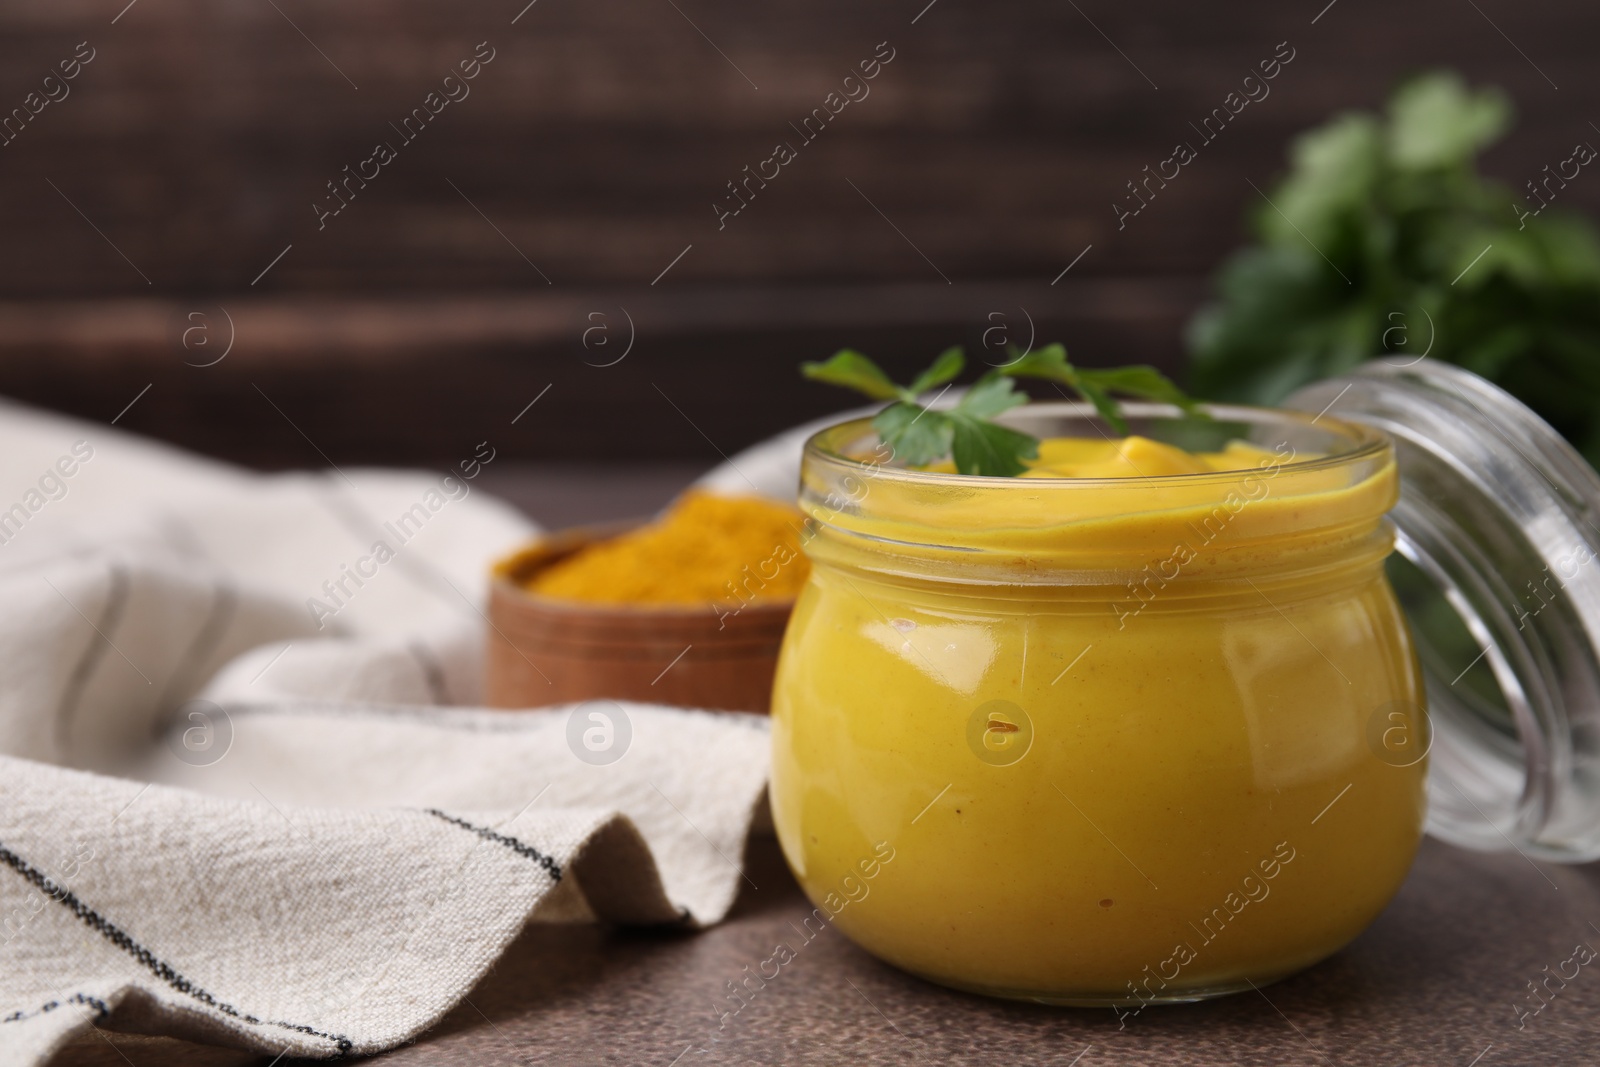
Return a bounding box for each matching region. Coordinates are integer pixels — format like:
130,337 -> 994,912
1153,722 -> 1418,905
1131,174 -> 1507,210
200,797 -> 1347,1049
0,0 -> 1594,465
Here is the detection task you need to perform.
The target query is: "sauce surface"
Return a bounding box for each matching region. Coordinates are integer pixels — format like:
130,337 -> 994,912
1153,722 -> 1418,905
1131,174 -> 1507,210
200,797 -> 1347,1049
945,433 -> 1281,479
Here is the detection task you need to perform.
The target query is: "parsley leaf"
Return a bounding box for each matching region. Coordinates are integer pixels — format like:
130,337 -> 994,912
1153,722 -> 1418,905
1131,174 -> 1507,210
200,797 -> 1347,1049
906,347 -> 965,396
871,400 -> 954,468
801,346 -> 1204,476
945,372 -> 1037,477
1189,70 -> 1600,468
800,350 -> 904,401
1000,344 -> 1201,435
947,413 -> 1038,477
954,371 -> 1031,420
806,348 -> 1040,474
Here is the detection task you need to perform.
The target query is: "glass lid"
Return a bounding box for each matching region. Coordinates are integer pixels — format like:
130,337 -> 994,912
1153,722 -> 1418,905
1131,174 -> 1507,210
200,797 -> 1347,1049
1286,360 -> 1600,863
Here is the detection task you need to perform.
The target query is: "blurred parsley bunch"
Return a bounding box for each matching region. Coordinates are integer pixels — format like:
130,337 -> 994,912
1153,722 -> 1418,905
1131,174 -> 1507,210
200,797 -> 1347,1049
1187,71 -> 1600,467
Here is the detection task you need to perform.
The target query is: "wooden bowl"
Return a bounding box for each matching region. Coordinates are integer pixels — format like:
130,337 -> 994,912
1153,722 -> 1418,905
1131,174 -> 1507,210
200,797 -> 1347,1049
485,522 -> 795,714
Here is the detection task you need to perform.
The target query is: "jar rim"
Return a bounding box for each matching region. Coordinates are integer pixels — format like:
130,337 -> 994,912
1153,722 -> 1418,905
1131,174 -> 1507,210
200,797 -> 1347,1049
796,399 -> 1400,585
801,400 -> 1391,491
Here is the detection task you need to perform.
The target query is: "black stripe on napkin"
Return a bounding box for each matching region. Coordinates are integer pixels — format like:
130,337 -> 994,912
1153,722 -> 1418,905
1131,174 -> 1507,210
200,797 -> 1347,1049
0,840 -> 353,1056
1,991 -> 110,1024
424,809 -> 563,881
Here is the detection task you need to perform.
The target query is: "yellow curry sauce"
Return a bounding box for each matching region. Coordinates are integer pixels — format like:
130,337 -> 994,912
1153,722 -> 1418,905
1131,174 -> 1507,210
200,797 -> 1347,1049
771,429 -> 1426,1004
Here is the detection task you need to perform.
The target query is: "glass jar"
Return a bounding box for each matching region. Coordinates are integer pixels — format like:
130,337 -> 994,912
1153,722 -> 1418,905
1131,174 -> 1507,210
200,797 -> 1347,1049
1287,361 -> 1600,863
770,401 -> 1427,1005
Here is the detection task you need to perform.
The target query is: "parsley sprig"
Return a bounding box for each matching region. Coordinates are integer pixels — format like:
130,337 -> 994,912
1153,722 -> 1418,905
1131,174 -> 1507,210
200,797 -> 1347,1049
801,345 -> 1204,476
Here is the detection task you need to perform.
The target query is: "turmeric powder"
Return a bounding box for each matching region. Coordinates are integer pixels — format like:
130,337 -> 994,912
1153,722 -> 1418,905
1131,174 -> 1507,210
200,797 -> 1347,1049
527,490 -> 811,606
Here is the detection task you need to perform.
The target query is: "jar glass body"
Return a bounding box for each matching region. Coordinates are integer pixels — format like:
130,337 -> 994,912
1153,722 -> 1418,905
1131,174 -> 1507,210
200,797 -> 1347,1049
770,403 -> 1428,1005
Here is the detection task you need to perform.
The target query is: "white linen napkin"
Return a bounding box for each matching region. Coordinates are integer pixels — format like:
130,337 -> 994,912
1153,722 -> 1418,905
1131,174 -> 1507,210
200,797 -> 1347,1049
0,400 -> 772,1066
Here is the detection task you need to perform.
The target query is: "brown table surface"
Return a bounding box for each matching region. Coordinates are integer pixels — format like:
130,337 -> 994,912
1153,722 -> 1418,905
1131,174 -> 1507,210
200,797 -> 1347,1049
49,465 -> 1600,1067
